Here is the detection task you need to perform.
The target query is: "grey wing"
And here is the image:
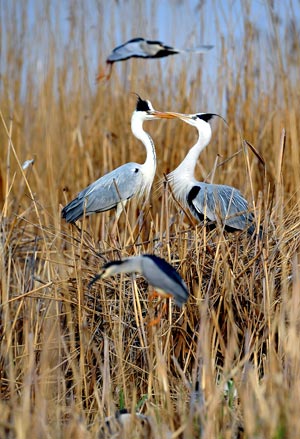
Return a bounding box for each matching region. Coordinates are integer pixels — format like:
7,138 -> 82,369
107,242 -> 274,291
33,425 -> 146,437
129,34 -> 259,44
80,163 -> 144,212
192,184 -> 254,231
107,40 -> 147,62
62,163 -> 144,223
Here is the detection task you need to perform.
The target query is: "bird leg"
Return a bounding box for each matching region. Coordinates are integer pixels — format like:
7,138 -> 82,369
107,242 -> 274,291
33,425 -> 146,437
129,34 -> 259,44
109,217 -> 120,240
108,200 -> 127,243
148,302 -> 168,327
148,290 -> 161,301
147,291 -> 172,326
96,62 -> 113,81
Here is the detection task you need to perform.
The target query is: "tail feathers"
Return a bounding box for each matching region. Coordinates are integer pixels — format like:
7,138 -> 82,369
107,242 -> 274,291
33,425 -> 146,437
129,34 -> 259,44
61,198 -> 84,223
183,45 -> 214,54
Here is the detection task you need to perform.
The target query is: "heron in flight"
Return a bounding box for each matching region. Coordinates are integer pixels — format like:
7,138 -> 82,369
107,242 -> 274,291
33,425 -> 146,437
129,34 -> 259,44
61,96 -> 172,224
158,111 -> 257,235
89,254 -> 189,308
97,37 -> 214,80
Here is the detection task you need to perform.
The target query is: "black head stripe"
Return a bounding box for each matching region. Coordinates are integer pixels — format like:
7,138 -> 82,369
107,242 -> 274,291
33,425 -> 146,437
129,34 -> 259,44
136,96 -> 151,112
103,260 -> 124,269
196,113 -> 217,122
145,39 -> 173,50
146,39 -> 163,45
128,37 -> 144,43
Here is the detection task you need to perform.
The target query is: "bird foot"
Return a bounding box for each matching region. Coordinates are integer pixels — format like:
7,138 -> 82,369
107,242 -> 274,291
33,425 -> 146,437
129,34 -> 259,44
96,63 -> 112,81
147,302 -> 168,326
148,290 -> 160,301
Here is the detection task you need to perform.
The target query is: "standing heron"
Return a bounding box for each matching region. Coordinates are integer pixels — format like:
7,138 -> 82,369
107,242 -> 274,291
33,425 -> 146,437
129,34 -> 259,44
97,37 -> 214,80
158,111 -> 257,235
61,96 -> 172,224
89,254 -> 189,308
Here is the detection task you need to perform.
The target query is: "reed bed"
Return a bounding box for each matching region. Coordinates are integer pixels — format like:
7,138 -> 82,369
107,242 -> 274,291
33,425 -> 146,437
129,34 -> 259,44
1,1 -> 300,437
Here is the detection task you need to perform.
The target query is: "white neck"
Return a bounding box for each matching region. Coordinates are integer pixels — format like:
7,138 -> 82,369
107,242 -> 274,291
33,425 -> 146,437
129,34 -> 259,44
167,122 -> 212,203
131,113 -> 156,198
107,256 -> 143,276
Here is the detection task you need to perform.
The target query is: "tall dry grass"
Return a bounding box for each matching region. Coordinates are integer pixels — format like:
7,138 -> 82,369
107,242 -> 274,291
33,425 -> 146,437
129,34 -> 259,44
1,1 -> 300,437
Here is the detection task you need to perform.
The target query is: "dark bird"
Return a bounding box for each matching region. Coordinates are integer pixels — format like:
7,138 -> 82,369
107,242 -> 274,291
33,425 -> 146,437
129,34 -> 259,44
97,37 -> 214,80
89,254 -> 189,308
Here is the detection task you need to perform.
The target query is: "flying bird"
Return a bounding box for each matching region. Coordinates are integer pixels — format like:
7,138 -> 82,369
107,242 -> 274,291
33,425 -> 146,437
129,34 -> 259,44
160,111 -> 257,235
61,96 -> 172,224
89,254 -> 189,308
97,37 -> 214,80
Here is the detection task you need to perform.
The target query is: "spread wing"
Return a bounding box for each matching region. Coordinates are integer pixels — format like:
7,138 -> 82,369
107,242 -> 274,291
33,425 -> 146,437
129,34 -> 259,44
107,38 -> 150,62
62,162 -> 145,223
107,38 -> 177,62
189,183 -> 254,231
107,38 -> 213,62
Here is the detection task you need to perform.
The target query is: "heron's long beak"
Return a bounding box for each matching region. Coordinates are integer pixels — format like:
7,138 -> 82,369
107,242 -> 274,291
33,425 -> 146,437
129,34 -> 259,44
149,110 -> 193,121
148,110 -> 180,119
88,272 -> 104,288
151,110 -> 228,125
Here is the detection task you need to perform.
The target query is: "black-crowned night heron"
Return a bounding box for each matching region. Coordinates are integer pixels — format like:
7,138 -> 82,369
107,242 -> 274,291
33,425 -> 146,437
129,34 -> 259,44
97,37 -> 213,80
89,254 -> 189,310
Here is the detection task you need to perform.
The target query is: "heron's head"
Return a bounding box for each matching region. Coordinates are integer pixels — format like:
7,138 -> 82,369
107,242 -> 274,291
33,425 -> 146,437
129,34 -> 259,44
88,260 -> 125,288
101,260 -> 126,278
132,94 -> 177,121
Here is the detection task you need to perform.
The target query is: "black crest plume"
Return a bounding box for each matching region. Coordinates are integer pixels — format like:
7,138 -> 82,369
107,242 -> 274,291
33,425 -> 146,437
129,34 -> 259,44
134,94 -> 151,112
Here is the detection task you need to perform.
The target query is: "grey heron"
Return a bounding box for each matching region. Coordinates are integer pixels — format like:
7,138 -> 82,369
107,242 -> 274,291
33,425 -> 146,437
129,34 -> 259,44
97,37 -> 214,80
61,96 -> 172,224
89,254 -> 189,308
160,111 -> 257,235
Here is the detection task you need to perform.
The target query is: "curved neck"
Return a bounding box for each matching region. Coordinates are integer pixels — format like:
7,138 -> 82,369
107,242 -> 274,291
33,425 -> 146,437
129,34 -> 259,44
167,123 -> 212,203
131,113 -> 157,196
174,124 -> 212,178
131,115 -> 156,167
109,257 -> 143,276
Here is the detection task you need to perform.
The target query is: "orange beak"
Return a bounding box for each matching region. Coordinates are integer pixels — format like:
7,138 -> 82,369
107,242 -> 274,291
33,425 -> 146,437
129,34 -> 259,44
149,110 -> 181,119
149,110 -> 192,120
